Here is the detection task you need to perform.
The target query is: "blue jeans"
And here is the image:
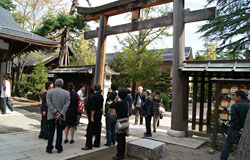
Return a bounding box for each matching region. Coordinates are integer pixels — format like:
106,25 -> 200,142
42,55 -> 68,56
105,114 -> 117,146
220,128 -> 239,160
1,97 -> 13,114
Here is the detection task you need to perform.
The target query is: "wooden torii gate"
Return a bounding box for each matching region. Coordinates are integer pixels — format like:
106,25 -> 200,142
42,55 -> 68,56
77,0 -> 216,137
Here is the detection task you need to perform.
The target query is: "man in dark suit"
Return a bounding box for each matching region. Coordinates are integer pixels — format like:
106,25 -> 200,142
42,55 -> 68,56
82,84 -> 104,150
142,89 -> 153,137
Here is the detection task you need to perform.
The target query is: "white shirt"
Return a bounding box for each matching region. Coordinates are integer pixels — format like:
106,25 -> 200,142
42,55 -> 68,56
77,90 -> 85,102
1,80 -> 11,98
136,95 -> 142,108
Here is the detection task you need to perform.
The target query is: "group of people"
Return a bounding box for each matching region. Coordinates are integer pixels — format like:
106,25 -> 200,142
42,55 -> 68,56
38,78 -> 164,160
39,79 -> 85,153
134,86 -> 164,136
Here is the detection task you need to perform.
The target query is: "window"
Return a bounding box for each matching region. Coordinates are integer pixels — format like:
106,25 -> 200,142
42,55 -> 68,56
6,61 -> 12,74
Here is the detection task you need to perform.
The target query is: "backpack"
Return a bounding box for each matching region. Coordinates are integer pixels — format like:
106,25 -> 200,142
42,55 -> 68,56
105,91 -> 117,115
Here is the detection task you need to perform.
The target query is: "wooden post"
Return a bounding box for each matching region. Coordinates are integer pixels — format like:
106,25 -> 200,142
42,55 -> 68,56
168,0 -> 187,137
183,73 -> 189,135
199,72 -> 205,131
192,73 -> 197,130
207,73 -> 212,133
94,15 -> 108,87
212,82 -> 220,149
132,9 -> 140,22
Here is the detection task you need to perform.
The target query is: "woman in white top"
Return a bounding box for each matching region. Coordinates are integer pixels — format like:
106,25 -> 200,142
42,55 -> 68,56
1,75 -> 13,114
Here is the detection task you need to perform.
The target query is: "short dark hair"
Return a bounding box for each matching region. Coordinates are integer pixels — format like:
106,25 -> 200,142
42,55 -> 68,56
235,90 -> 247,100
94,84 -> 101,92
79,83 -> 86,88
155,91 -> 161,95
3,75 -> 8,79
126,87 -> 132,94
89,87 -> 94,94
67,82 -> 75,91
45,81 -> 53,90
118,88 -> 128,100
111,83 -> 118,91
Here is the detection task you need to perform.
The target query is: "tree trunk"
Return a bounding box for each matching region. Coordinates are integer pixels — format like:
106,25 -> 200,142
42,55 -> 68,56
59,30 -> 67,66
235,108 -> 250,160
15,53 -> 28,96
15,53 -> 28,82
58,0 -> 78,66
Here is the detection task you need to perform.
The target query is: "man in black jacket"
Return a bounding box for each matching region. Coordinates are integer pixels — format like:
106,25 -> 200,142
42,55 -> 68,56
142,89 -> 153,137
134,86 -> 145,125
82,84 -> 104,150
220,90 -> 250,160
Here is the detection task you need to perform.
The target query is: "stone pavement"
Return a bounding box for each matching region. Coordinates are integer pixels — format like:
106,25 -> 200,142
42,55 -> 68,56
0,101 -> 232,160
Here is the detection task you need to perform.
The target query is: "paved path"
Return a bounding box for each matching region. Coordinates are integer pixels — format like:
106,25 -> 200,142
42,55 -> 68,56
0,102 -> 235,160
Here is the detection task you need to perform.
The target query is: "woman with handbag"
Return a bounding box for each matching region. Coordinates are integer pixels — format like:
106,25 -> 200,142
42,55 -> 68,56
110,88 -> 129,160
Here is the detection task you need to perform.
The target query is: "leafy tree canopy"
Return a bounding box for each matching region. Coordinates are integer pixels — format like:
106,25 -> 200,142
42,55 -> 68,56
198,0 -> 250,58
70,34 -> 96,66
110,5 -> 171,89
0,0 -> 15,11
33,12 -> 86,37
195,40 -> 217,60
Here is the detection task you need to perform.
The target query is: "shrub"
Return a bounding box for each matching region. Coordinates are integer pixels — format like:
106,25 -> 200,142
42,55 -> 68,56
29,59 -> 48,100
160,92 -> 171,111
15,80 -> 30,97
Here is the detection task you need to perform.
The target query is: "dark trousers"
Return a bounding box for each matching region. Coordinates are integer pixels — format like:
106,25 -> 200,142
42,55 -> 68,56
39,115 -> 48,138
145,116 -> 152,135
105,114 -> 117,146
47,119 -> 64,151
116,133 -> 126,158
1,97 -> 13,114
220,128 -> 239,160
135,107 -> 143,124
86,112 -> 102,148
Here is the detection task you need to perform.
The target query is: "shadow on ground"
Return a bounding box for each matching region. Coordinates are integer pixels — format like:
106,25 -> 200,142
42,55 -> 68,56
70,146 -> 139,160
0,124 -> 27,134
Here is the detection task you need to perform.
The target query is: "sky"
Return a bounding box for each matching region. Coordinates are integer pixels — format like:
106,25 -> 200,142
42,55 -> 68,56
78,0 -> 212,55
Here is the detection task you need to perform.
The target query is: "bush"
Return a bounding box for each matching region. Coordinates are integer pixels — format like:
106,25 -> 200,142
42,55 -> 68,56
29,59 -> 48,100
160,92 -> 171,111
15,80 -> 30,97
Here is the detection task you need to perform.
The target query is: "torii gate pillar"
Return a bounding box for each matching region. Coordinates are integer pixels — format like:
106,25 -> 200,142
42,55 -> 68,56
168,0 -> 188,137
94,15 -> 108,87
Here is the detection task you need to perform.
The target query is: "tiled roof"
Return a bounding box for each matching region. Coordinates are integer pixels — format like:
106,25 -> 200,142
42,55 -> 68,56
105,47 -> 192,63
0,7 -> 57,48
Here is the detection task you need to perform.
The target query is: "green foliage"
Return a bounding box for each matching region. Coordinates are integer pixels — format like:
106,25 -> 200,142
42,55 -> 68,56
110,5 -> 171,89
160,92 -> 171,111
198,0 -> 250,58
29,59 -> 48,97
152,71 -> 172,93
15,75 -> 30,97
0,0 -> 15,11
70,34 -> 96,65
33,12 -> 86,37
110,48 -> 163,89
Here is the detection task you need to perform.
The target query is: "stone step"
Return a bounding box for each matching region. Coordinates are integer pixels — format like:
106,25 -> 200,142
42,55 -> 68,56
127,139 -> 166,160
